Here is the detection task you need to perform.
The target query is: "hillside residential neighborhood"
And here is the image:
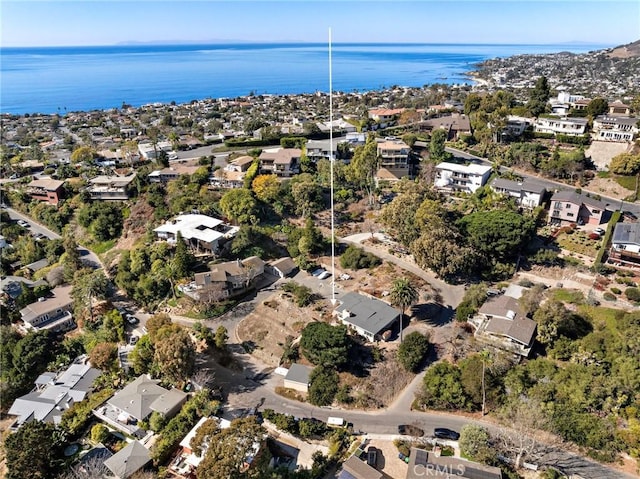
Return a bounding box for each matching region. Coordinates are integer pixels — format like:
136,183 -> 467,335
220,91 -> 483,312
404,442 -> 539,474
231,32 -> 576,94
2,40 -> 640,479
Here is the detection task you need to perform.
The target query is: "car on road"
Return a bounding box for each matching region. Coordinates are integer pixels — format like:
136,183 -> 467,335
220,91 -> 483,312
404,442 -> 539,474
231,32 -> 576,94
32,232 -> 46,241
593,227 -> 606,236
125,314 -> 139,325
434,427 -> 460,440
398,424 -> 424,436
311,268 -> 326,277
129,335 -> 138,345
317,271 -> 331,280
17,220 -> 30,228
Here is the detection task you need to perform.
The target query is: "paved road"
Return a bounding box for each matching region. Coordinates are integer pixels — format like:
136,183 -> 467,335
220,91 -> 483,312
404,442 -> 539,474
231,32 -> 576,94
446,146 -> 640,216
5,207 -> 103,269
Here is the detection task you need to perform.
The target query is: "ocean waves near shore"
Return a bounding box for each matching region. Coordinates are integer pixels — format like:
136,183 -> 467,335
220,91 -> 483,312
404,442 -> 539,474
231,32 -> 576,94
1,42 -> 606,114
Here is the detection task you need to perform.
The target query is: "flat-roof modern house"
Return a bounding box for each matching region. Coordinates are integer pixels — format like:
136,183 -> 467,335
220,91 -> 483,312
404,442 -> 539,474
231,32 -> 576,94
490,177 -> 547,209
94,375 -> 187,438
469,294 -> 537,357
154,214 -> 239,253
592,115 -> 638,143
548,190 -> 612,226
333,292 -> 400,342
283,364 -> 313,393
406,448 -> 502,479
20,284 -> 74,333
7,357 -> 100,430
434,162 -> 492,194
259,148 -> 301,177
87,174 -> 136,200
375,137 -> 411,184
26,178 -> 65,205
104,440 -> 151,479
534,117 -> 588,136
609,222 -> 640,268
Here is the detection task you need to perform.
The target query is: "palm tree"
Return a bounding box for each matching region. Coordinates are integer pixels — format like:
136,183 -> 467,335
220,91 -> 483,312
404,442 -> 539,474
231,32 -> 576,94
390,278 -> 418,343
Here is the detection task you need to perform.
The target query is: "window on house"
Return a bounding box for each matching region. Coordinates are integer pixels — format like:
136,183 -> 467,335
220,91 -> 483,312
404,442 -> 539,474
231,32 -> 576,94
567,213 -> 574,217
592,209 -> 600,214
566,203 -> 572,208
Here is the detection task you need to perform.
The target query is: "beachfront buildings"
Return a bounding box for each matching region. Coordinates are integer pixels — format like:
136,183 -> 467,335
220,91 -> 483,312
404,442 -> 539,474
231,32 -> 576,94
20,284 -> 75,333
154,214 -> 239,253
87,174 -> 137,201
375,137 -> 411,183
434,162 -> 492,194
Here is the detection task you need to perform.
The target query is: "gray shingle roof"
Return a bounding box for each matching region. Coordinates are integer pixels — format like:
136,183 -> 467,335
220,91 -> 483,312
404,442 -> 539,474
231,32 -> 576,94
612,222 -> 640,245
103,440 -> 150,479
407,448 -> 502,479
335,292 -> 400,337
149,388 -> 187,416
107,375 -> 168,421
284,364 -> 312,385
550,190 -> 611,210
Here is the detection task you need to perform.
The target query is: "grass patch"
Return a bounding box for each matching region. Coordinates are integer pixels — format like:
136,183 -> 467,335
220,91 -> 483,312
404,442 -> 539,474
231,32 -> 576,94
551,288 -> 585,304
613,175 -> 637,191
87,239 -> 116,254
578,305 -> 624,329
274,386 -> 306,403
596,171 -> 611,178
556,231 -> 600,257
184,300 -> 235,319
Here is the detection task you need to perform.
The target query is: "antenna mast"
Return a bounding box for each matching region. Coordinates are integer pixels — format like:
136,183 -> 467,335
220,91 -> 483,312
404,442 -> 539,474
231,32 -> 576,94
329,28 -> 336,305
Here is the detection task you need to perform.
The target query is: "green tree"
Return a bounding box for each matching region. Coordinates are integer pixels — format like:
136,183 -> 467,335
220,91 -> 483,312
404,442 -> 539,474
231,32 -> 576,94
397,332 -> 430,372
5,420 -> 62,479
149,411 -> 167,432
88,342 -> 118,370
533,300 -> 570,345
586,97 -> 609,117
290,177 -> 323,218
172,231 -> 195,279
300,322 -> 350,369
146,313 -> 173,342
91,423 -> 110,443
417,361 -> 469,410
308,366 -> 339,406
70,145 -> 96,164
153,327 -> 196,385
215,325 -> 228,349
609,153 -> 640,176
429,129 -> 452,162
129,335 -> 155,375
71,269 -> 112,323
389,278 -> 418,342
527,76 -> 551,117
346,135 -> 379,205
219,188 -> 258,224
412,227 -> 474,281
459,424 -> 494,462
251,174 -> 280,203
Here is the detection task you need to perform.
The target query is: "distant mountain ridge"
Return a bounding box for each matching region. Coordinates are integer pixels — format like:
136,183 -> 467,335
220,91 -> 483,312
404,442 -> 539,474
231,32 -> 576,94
607,39 -> 640,58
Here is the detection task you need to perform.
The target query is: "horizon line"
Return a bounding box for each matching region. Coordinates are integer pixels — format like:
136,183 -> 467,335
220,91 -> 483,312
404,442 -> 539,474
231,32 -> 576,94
0,40 -> 620,49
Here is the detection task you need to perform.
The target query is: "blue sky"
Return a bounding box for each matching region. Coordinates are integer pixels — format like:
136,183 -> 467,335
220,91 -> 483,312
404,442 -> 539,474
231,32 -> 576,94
2,1 -> 638,47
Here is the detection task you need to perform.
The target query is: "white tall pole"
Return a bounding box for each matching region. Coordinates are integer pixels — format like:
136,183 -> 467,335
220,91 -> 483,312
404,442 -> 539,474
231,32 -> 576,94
329,28 -> 336,305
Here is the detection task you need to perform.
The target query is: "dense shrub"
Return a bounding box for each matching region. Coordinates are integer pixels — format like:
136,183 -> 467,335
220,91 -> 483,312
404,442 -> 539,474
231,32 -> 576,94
281,281 -> 314,307
625,287 -> 640,302
339,244 -> 382,270
603,292 -> 616,301
308,366 -> 339,406
60,388 -> 114,436
397,332 -> 430,372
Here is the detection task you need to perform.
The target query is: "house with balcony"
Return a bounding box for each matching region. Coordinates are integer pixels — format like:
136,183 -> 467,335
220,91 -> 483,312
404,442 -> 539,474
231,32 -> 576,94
87,174 -> 136,200
434,162 -> 492,194
7,356 -> 100,430
592,115 -> 638,143
20,284 -> 75,333
419,113 -> 472,139
502,115 -> 534,138
148,164 -> 201,183
548,190 -> 612,226
210,155 -> 254,188
490,177 -> 546,208
305,139 -> 339,163
259,148 -> 301,177
184,256 -> 265,301
154,214 -> 239,253
368,108 -> 404,125
609,222 -> 640,268
468,293 -> 537,358
138,140 -> 175,161
375,137 -> 411,183
26,178 -> 65,205
534,117 -> 588,136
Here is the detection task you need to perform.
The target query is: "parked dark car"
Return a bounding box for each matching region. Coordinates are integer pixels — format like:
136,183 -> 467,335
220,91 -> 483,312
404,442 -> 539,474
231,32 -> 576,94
366,446 -> 378,467
434,427 -> 460,440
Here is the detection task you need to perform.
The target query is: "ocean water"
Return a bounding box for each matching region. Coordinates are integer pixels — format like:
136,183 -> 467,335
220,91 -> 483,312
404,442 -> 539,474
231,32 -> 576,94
0,42 -> 607,115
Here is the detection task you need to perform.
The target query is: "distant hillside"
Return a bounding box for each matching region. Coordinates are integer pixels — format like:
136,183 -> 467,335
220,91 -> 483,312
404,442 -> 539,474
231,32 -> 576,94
607,39 -> 640,58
